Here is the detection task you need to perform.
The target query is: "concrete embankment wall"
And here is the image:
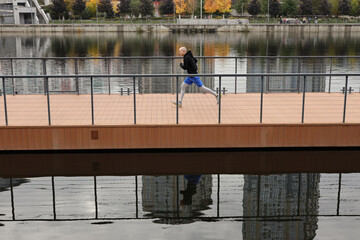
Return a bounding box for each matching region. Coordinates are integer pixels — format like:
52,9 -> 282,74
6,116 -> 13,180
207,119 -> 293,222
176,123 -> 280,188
1,24 -> 360,32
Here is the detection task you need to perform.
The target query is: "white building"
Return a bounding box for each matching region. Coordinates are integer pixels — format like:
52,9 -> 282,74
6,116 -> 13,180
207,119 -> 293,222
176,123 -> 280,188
0,0 -> 49,24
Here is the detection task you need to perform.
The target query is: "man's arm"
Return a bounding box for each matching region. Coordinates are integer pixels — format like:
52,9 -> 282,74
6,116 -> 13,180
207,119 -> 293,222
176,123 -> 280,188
180,56 -> 190,70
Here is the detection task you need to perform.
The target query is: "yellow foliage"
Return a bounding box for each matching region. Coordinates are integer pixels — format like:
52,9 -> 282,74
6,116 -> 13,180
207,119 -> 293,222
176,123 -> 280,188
186,0 -> 198,14
112,1 -> 119,13
216,0 -> 231,13
86,0 -> 98,16
175,0 -> 188,14
204,0 -> 218,13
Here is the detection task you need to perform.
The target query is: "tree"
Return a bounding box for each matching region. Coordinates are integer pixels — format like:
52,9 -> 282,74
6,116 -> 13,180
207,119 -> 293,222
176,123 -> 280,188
51,0 -> 67,19
131,0 -> 141,17
217,0 -> 232,15
204,0 -> 218,14
139,0 -> 155,17
338,0 -> 350,14
175,0 -> 188,14
187,0 -> 198,16
98,0 -> 114,18
269,0 -> 280,16
299,0 -> 314,14
281,0 -> 298,16
247,0 -> 261,15
72,0 -> 86,16
159,0 -> 174,16
117,0 -> 132,18
330,0 -> 340,15
319,0 -> 331,15
350,0 -> 360,16
234,0 -> 249,16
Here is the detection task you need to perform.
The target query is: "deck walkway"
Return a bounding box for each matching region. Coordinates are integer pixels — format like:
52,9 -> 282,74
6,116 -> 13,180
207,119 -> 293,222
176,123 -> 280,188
0,92 -> 359,125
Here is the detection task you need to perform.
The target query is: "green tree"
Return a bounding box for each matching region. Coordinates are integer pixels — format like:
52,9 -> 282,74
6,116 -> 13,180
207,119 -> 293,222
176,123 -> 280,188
281,0 -> 298,16
269,0 -> 280,16
319,0 -> 332,15
72,0 -> 86,17
159,0 -> 175,15
51,0 -> 67,19
139,0 -> 155,17
235,0 -> 249,16
117,0 -> 132,18
98,0 -> 114,18
350,0 -> 360,15
330,0 -> 340,15
247,0 -> 262,15
299,0 -> 314,14
339,0 -> 350,14
131,0 -> 141,17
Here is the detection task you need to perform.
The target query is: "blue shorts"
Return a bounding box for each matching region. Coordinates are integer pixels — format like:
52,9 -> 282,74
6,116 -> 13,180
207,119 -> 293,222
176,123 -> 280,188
184,76 -> 203,87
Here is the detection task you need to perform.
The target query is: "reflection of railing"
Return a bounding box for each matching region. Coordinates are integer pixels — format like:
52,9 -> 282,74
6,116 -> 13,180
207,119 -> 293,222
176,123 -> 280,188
0,56 -> 359,94
0,173 -> 352,221
0,73 -> 359,126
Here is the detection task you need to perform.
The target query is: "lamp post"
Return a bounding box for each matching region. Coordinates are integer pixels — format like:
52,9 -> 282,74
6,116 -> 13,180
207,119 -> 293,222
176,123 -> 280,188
267,0 -> 269,22
96,0 -> 98,23
200,0 -> 202,19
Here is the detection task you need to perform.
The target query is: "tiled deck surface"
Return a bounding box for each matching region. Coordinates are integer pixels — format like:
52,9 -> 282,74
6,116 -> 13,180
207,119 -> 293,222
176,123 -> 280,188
0,93 -> 359,126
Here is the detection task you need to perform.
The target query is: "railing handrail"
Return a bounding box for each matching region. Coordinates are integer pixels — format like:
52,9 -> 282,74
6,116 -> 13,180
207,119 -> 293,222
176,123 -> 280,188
0,56 -> 359,60
2,73 -> 360,78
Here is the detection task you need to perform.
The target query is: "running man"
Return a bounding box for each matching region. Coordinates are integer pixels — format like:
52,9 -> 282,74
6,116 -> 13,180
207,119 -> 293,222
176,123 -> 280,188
172,47 -> 219,108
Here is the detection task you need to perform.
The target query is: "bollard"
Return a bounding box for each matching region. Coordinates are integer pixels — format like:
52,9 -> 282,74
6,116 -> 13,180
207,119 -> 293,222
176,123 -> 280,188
127,88 -> 130,95
120,88 -> 123,95
349,87 -> 354,94
223,87 -> 226,95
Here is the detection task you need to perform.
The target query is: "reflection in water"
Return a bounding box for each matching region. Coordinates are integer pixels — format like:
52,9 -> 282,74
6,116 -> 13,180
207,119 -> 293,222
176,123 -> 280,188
1,32 -> 360,94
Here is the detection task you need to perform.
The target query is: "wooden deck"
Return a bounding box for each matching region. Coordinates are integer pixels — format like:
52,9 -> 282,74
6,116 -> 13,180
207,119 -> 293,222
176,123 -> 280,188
0,92 -> 359,125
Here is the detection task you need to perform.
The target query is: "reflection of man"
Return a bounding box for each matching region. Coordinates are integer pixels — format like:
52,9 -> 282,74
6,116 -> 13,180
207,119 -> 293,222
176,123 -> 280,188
180,175 -> 202,206
172,47 -> 219,108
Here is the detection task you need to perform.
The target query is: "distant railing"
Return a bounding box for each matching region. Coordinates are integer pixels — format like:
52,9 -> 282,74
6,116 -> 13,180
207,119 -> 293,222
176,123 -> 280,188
0,73 -> 359,126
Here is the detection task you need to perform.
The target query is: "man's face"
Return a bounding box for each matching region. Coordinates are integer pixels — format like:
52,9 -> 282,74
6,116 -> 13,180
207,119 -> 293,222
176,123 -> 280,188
179,48 -> 186,56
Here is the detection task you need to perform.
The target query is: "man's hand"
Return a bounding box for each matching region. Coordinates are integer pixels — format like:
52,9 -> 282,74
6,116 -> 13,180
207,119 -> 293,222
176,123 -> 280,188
180,63 -> 184,68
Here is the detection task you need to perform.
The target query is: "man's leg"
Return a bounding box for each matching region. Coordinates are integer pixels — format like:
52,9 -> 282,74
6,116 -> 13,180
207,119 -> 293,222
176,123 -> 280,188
180,81 -> 190,103
200,85 -> 217,96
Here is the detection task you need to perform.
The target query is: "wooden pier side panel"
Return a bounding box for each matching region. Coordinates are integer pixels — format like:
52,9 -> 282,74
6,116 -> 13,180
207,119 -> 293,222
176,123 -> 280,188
0,124 -> 360,150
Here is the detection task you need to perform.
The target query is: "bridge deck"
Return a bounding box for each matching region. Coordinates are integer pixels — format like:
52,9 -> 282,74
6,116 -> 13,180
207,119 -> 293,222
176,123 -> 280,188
0,92 -> 359,126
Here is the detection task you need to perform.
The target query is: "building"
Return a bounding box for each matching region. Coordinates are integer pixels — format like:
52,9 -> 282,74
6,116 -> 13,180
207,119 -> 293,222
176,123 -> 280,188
0,0 -> 49,24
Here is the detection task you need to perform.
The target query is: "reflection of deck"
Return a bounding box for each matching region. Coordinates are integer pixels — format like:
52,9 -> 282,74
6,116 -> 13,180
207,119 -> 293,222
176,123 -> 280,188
0,93 -> 359,125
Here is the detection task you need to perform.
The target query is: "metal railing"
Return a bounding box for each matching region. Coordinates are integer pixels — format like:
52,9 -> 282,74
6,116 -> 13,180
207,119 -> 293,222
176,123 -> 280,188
0,56 -> 359,95
0,173 -> 353,222
0,73 -> 359,126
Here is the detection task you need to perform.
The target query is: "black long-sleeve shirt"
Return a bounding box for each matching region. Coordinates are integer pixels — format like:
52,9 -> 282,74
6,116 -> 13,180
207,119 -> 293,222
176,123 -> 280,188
180,51 -> 198,74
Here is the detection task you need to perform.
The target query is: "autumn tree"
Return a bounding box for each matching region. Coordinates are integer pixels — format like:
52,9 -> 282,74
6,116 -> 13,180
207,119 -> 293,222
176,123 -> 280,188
159,0 -> 175,15
247,0 -> 261,15
217,0 -> 232,16
98,0 -> 114,18
204,0 -> 218,14
175,0 -> 188,15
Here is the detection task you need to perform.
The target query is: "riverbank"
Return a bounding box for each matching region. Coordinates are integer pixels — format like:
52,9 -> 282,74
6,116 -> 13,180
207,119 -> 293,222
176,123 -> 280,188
1,23 -> 360,33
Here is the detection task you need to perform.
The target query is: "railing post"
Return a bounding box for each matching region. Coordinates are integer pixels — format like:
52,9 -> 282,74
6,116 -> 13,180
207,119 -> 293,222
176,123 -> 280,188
218,76 -> 221,124
91,77 -> 94,125
46,75 -> 51,126
266,56 -> 270,94
10,178 -> 15,220
297,58 -> 301,93
75,59 -> 79,95
107,58 -> 111,95
10,59 -> 15,96
301,76 -> 306,123
133,77 -> 136,124
42,59 -> 47,96
235,57 -> 237,94
176,76 -> 179,124
217,174 -> 220,218
2,77 -> 8,126
328,57 -> 333,93
135,175 -> 138,219
337,173 -> 342,216
260,76 -> 264,123
51,176 -> 56,220
176,175 -> 179,218
94,176 -> 98,219
343,76 -> 348,123
172,58 -> 174,94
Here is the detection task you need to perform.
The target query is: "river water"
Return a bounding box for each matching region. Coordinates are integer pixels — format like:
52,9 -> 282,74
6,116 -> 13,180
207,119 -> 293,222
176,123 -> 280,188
1,32 -> 360,94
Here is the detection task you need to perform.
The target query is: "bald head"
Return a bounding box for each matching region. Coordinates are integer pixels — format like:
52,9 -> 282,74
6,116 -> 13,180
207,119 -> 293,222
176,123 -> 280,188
179,47 -> 187,56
